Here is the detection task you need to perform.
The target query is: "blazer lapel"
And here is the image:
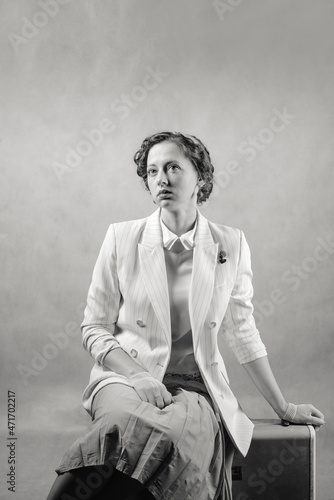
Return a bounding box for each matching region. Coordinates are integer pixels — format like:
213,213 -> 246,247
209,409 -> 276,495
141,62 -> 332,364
138,209 -> 171,350
190,211 -> 218,352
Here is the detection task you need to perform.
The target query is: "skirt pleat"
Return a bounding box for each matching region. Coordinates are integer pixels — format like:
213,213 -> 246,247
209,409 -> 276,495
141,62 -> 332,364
55,375 -> 234,500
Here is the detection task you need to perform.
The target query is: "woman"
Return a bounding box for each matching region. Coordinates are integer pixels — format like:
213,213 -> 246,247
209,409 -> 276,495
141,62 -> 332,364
47,132 -> 325,500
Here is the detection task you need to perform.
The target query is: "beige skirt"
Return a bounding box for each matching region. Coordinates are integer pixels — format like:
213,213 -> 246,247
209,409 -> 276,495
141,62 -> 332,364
55,373 -> 234,500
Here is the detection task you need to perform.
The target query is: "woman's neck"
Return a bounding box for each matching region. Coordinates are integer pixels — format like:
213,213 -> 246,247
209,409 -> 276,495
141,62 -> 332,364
161,207 -> 197,236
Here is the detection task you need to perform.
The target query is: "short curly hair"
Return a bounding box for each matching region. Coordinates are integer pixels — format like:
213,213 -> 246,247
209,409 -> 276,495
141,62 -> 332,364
133,131 -> 214,204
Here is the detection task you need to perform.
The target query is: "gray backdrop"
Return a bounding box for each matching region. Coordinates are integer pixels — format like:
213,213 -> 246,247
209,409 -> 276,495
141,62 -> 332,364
0,1 -> 333,498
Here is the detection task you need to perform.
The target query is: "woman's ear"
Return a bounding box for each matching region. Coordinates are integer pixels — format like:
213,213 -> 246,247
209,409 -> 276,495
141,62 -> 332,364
197,179 -> 206,188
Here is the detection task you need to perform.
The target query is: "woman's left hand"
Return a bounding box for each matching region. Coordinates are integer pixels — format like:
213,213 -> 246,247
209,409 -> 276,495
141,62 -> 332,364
287,404 -> 325,430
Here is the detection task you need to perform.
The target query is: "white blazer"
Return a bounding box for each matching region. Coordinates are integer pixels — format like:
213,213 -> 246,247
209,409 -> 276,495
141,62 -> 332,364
81,209 -> 267,456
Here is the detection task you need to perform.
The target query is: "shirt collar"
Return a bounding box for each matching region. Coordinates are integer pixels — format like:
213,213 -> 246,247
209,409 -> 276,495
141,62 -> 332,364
160,217 -> 197,250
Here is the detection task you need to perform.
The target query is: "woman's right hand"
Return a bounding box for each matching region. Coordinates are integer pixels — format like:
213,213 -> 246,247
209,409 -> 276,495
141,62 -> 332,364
130,372 -> 173,409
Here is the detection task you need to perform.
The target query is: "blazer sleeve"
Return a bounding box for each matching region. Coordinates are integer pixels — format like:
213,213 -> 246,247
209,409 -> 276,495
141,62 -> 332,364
221,230 -> 267,364
81,224 -> 122,364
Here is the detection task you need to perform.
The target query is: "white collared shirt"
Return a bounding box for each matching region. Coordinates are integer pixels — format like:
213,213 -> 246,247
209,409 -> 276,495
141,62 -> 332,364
160,218 -> 197,250
160,218 -> 198,373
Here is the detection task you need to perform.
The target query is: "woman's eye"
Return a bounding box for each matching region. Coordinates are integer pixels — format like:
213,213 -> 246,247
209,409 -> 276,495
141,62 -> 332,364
168,164 -> 180,171
147,169 -> 157,176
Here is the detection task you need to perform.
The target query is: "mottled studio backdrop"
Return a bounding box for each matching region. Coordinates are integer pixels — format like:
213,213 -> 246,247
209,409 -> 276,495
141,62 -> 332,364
0,1 -> 333,498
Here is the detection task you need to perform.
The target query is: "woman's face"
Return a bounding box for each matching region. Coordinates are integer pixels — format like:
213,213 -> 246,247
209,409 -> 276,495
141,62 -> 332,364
146,141 -> 199,211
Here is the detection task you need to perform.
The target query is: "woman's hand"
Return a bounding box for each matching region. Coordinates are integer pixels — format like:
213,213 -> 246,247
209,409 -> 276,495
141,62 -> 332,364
130,372 -> 173,409
283,403 -> 325,430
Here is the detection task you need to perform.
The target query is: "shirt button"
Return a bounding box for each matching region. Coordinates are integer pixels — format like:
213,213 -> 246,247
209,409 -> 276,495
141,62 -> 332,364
209,321 -> 217,329
136,320 -> 145,327
219,393 -> 225,399
130,349 -> 138,358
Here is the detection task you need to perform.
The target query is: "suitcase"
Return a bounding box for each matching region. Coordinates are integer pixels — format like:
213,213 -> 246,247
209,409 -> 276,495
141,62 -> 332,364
232,419 -> 316,500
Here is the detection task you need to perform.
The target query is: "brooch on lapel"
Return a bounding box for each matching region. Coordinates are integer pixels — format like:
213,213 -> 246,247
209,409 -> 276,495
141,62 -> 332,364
218,249 -> 227,264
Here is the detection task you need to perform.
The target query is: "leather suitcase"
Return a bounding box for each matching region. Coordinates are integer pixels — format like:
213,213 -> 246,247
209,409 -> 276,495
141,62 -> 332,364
232,419 -> 316,500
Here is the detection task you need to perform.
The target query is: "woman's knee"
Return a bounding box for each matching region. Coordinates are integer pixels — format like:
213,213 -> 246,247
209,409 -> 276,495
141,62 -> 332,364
92,384 -> 142,421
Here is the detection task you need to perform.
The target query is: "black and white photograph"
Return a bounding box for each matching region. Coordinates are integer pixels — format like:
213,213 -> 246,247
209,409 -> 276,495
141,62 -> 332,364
0,1 -> 333,499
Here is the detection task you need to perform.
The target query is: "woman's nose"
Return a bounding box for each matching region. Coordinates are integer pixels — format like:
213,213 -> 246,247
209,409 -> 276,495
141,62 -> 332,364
157,170 -> 168,186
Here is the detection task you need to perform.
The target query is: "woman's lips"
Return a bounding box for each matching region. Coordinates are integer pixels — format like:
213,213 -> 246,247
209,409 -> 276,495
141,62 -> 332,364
157,190 -> 172,198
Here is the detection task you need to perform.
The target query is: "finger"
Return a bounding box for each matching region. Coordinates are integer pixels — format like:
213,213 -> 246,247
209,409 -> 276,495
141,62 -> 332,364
146,389 -> 158,407
304,404 -> 323,418
306,405 -> 325,424
163,394 -> 173,407
154,394 -> 165,409
161,387 -> 173,406
310,407 -> 325,421
157,389 -> 172,408
307,416 -> 325,426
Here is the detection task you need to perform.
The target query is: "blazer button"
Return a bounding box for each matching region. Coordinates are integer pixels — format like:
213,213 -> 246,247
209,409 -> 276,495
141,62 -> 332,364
136,320 -> 145,328
209,321 -> 217,329
130,349 -> 138,358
